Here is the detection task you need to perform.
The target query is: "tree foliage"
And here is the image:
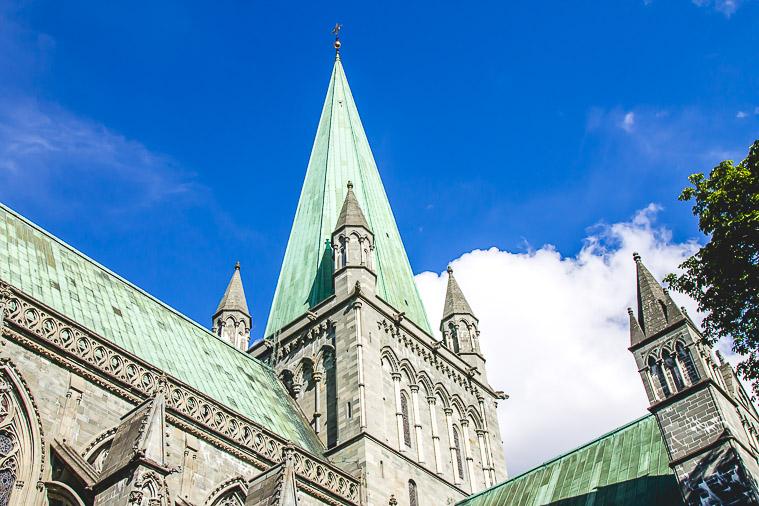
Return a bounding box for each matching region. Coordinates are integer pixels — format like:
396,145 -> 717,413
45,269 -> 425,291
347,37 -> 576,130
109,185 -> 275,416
664,140 -> 759,394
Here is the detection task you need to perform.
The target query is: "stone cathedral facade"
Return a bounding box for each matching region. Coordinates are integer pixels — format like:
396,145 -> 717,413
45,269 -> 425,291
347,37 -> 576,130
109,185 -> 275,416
1,46 -> 758,506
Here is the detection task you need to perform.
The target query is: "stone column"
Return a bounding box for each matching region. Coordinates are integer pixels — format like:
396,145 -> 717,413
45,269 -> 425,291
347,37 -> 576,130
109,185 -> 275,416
476,429 -> 492,488
428,396 -> 443,475
444,407 -> 459,483
461,419 -> 477,492
354,301 -> 367,430
410,385 -> 425,463
478,396 -> 497,483
313,370 -> 323,434
392,372 -> 404,450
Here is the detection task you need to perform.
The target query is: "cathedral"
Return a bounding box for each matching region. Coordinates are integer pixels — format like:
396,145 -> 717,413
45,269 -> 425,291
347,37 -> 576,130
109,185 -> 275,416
1,39 -> 759,506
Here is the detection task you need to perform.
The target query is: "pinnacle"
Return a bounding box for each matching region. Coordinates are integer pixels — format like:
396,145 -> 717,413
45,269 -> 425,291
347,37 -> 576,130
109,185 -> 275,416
215,262 -> 250,316
442,267 -> 475,321
633,254 -> 684,337
335,181 -> 370,232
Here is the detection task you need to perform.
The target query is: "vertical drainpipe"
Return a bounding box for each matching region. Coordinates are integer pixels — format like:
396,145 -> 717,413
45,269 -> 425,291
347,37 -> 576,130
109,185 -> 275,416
478,396 -> 497,483
354,300 -> 367,430
428,396 -> 443,474
410,384 -> 425,462
313,370 -> 323,434
392,372 -> 404,450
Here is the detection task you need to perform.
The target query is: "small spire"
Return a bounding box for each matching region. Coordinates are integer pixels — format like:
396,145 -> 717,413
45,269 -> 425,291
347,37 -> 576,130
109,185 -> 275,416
215,262 -> 250,315
715,350 -> 725,366
633,254 -> 684,336
442,268 -> 475,321
628,307 -> 646,347
334,181 -> 370,231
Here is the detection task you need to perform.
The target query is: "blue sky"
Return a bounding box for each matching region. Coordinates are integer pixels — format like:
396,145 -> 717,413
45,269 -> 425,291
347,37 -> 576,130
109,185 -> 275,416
1,0 -> 758,343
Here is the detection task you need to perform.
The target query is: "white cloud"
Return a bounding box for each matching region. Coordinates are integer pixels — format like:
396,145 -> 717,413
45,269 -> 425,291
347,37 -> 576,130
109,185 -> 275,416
0,97 -> 201,214
621,111 -> 635,132
737,111 -> 749,118
414,205 -> 739,475
692,0 -> 742,16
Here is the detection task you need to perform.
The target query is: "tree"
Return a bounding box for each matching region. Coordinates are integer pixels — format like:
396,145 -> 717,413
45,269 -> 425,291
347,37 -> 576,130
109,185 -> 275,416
664,140 -> 759,395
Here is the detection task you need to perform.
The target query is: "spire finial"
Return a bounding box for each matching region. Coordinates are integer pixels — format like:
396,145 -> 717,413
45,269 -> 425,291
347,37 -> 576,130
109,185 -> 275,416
235,261 -> 240,270
632,252 -> 641,263
347,180 -> 353,190
332,23 -> 342,58
447,265 -> 453,274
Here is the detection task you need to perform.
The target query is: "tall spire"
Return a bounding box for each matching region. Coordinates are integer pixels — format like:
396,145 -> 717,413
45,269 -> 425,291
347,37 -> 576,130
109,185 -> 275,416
442,266 -> 475,321
632,253 -> 684,338
265,53 -> 431,336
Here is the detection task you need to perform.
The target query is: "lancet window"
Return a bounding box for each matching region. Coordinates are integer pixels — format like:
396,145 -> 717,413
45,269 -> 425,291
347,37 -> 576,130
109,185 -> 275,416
408,480 -> 418,506
453,425 -> 465,481
648,355 -> 671,399
400,392 -> 412,447
662,349 -> 685,392
675,341 -> 700,385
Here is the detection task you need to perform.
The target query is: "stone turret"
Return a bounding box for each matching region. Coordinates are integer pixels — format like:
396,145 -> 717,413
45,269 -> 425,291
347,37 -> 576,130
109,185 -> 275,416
93,393 -> 174,506
628,253 -> 759,505
440,266 -> 485,374
332,181 -> 376,296
212,262 -> 252,351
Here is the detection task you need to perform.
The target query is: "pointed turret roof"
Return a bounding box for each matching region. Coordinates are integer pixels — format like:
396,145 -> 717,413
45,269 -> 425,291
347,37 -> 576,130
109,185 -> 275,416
215,262 -> 249,316
265,55 -> 431,336
101,393 -> 167,478
442,266 -> 475,321
633,253 -> 684,337
335,181 -> 370,231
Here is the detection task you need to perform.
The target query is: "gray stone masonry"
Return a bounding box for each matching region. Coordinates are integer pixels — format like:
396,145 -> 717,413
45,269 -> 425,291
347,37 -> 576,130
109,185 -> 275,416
0,287 -> 359,506
254,254 -> 508,503
630,255 -> 759,505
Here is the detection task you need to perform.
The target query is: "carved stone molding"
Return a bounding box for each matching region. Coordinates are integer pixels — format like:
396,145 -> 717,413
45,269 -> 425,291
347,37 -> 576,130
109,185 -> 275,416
1,283 -> 359,504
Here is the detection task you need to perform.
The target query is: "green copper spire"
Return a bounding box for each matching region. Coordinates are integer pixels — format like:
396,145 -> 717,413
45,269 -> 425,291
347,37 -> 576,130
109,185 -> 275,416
265,56 -> 431,336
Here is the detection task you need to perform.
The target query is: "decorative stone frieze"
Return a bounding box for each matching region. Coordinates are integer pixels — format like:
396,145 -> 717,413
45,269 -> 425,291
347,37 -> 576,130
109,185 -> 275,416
0,283 -> 359,504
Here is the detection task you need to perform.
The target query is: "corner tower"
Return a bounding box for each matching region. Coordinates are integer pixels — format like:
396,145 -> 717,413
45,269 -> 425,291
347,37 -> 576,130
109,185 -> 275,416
628,253 -> 759,505
441,266 -> 485,374
252,46 -> 507,504
212,262 -> 251,351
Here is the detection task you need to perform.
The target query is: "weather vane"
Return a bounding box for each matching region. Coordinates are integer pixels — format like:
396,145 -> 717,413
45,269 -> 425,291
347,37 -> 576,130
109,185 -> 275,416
332,23 -> 342,55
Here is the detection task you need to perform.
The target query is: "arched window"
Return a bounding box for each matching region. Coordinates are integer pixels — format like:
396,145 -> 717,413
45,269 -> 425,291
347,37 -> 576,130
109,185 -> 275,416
0,426 -> 16,506
663,349 -> 685,392
214,491 -> 245,506
448,322 -> 460,353
400,392 -> 412,447
676,342 -> 700,385
339,236 -> 347,269
648,355 -> 671,398
453,426 -> 465,482
408,480 -> 418,506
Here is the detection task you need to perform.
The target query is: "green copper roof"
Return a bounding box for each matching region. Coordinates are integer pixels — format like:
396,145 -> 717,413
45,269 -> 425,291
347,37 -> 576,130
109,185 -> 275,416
265,57 -> 432,337
0,204 -> 322,455
458,415 -> 681,506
